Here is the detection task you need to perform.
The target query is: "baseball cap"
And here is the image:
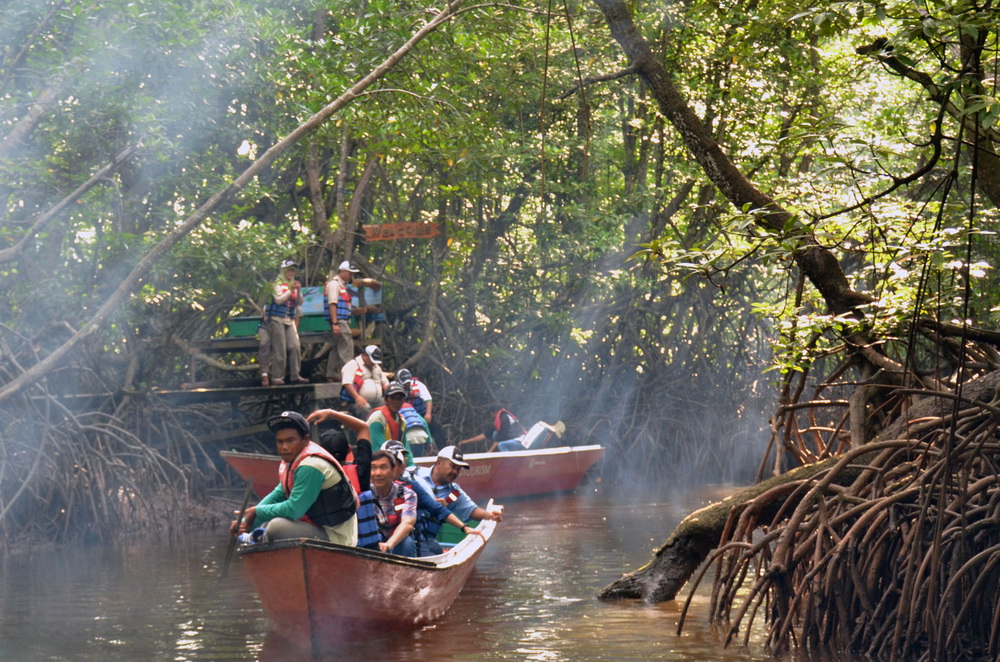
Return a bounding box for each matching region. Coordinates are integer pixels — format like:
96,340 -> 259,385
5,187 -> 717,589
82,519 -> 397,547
395,368 -> 412,388
437,445 -> 470,468
384,381 -> 407,398
267,411 -> 309,436
383,440 -> 408,466
280,259 -> 298,270
365,345 -> 382,364
338,260 -> 360,273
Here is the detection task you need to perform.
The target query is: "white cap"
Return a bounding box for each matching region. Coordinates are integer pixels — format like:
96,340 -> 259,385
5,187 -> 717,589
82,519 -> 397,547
365,345 -> 382,364
338,260 -> 360,273
437,446 -> 470,468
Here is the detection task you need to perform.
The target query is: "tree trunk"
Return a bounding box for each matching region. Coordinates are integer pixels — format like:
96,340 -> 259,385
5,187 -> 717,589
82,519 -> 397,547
591,0 -> 866,317
597,458 -> 837,602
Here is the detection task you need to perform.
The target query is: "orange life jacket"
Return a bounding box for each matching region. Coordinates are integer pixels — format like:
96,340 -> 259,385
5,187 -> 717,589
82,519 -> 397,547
373,405 -> 403,441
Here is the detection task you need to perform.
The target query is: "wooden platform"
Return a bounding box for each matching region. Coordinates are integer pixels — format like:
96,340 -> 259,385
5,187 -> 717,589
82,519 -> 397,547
156,381 -> 344,405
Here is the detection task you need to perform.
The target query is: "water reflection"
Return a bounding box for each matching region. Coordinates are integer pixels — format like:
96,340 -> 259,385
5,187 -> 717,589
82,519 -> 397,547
0,489 -> 854,661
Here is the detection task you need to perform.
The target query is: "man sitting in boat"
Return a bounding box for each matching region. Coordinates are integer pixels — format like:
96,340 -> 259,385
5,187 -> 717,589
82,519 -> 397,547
355,450 -> 418,556
341,345 -> 389,418
382,441 -> 483,556
367,381 -> 417,461
411,446 -> 503,556
234,411 -> 359,545
457,406 -> 527,452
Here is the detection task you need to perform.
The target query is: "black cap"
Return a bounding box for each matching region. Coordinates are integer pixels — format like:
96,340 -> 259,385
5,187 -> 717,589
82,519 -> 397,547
319,429 -> 350,463
385,381 -> 407,398
267,411 -> 310,436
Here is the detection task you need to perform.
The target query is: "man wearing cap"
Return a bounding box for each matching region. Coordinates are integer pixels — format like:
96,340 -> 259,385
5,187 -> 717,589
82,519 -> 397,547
323,261 -> 381,384
341,344 -> 389,418
411,446 -> 503,556
261,259 -> 307,387
234,411 -> 358,545
383,441 -> 484,556
355,450 -> 418,556
367,381 -> 412,458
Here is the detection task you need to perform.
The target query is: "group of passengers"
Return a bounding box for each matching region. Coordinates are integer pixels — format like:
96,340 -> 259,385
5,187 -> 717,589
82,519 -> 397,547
238,257 -> 539,556
232,409 -> 502,558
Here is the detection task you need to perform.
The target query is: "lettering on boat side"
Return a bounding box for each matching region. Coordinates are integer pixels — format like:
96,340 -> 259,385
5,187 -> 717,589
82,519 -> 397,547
464,464 -> 492,477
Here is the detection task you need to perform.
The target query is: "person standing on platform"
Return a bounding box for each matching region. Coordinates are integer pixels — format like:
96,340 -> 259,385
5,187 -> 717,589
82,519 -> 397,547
261,259 -> 307,386
323,261 -> 381,384
341,345 -> 388,418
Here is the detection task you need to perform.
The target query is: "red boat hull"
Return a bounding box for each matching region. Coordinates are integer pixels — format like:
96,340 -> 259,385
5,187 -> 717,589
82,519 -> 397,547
221,445 -> 604,501
238,521 -> 494,649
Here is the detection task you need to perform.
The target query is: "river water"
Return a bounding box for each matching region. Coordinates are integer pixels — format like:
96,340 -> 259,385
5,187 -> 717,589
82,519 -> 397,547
0,489 -> 846,661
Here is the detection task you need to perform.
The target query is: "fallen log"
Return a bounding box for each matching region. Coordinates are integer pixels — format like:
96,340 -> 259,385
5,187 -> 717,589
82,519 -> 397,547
599,370 -> 1000,603
597,459 -> 835,602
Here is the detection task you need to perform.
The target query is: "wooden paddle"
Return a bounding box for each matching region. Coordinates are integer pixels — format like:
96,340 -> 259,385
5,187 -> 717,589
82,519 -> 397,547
220,478 -> 254,578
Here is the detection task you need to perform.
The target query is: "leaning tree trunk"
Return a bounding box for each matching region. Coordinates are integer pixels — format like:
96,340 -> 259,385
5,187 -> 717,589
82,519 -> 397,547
597,458 -> 839,602
0,0 -> 468,403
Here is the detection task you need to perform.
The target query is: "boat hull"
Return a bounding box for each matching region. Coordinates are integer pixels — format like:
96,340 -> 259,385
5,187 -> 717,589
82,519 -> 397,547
239,521 -> 494,648
222,445 -> 604,501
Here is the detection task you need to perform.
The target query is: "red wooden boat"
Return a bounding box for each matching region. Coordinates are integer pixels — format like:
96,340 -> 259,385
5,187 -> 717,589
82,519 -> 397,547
238,518 -> 496,649
221,444 -> 604,501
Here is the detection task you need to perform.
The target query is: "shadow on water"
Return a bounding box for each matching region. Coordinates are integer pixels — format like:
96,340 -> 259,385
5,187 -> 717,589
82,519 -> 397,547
0,488 -> 857,661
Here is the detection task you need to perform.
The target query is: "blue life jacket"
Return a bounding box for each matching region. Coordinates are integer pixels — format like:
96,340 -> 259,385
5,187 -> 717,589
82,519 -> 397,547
403,470 -> 453,542
356,491 -> 381,549
323,279 -> 354,323
264,283 -> 297,319
399,404 -> 427,433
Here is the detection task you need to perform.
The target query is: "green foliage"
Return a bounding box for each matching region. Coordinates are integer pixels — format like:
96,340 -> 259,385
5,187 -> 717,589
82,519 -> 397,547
1,0 -> 998,508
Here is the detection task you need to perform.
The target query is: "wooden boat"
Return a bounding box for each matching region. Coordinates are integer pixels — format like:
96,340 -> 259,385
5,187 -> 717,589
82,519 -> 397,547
221,443 -> 604,501
238,518 -> 496,649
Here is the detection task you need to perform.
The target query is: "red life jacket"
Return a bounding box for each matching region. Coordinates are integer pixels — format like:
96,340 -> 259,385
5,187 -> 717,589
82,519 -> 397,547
373,405 -> 402,441
443,486 -> 462,505
278,441 -> 360,525
343,463 -> 361,494
494,408 -> 518,432
374,482 -> 408,531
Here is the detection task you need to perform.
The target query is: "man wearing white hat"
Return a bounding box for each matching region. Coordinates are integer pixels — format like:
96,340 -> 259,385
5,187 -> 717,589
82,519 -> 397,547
411,446 -> 503,556
323,260 -> 380,383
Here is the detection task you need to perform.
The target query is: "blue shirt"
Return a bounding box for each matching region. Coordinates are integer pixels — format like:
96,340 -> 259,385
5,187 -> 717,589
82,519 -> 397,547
411,466 -> 478,539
